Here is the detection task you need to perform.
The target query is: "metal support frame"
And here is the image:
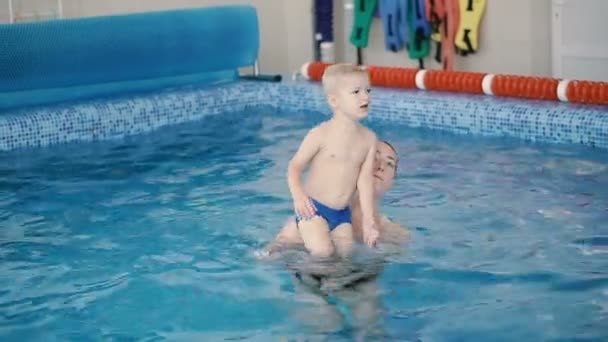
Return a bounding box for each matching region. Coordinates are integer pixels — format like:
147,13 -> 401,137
253,60 -> 260,76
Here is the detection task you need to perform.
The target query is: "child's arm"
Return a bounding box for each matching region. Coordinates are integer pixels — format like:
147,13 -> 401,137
287,126 -> 322,218
357,135 -> 379,247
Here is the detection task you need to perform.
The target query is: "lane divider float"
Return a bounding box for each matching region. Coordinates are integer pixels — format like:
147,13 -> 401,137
299,62 -> 608,105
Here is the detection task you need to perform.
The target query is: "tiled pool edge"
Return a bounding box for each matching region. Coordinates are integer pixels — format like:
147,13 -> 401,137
0,82 -> 266,151
1,80 -> 607,151
272,82 -> 608,149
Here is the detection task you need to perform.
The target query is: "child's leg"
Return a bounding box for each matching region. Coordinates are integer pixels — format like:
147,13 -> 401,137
291,274 -> 345,333
331,223 -> 355,258
337,279 -> 385,341
297,216 -> 335,258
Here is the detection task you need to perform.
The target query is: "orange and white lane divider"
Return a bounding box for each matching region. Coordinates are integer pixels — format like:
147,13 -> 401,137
300,62 -> 608,106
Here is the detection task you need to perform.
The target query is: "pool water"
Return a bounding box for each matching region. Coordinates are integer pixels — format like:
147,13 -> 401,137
1,107 -> 607,341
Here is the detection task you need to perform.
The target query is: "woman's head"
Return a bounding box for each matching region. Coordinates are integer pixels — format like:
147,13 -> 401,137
373,140 -> 398,197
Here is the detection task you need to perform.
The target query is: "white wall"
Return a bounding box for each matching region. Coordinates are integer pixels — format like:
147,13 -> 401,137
0,0 -> 558,78
552,0 -> 608,82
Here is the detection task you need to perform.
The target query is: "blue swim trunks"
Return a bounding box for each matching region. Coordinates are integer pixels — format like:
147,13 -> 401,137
295,198 -> 352,231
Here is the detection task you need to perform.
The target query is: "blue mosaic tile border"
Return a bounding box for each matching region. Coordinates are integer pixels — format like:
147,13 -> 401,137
268,81 -> 608,149
0,82 -> 262,151
1,80 -> 607,151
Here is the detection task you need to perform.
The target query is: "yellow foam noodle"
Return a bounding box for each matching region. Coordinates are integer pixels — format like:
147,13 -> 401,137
455,0 -> 486,52
431,31 -> 442,42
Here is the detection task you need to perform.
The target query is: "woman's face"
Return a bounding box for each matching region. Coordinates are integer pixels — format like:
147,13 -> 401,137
373,142 -> 398,197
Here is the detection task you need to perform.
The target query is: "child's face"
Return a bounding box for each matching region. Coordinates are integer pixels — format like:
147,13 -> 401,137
328,74 -> 371,120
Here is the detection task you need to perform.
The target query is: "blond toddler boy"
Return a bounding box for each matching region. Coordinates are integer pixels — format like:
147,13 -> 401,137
287,63 -> 380,258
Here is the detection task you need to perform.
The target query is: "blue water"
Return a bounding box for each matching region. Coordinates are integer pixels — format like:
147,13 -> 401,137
1,108 -> 607,341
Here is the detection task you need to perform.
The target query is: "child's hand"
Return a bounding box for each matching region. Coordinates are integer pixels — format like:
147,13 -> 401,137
293,191 -> 317,220
363,218 -> 379,248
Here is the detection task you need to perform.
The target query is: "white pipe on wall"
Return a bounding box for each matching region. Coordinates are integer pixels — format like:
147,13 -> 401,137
8,0 -> 14,23
342,0 -> 357,64
57,0 -> 63,18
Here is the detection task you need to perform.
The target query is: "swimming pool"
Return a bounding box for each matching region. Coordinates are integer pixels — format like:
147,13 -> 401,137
1,79 -> 607,340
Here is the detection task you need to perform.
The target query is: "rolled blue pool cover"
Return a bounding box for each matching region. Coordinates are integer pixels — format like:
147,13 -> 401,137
0,5 -> 259,110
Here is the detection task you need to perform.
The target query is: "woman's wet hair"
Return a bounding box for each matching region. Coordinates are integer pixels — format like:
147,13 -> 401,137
382,140 -> 397,155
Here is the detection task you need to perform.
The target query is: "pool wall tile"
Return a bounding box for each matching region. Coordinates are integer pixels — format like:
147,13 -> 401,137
271,82 -> 608,150
1,80 -> 607,151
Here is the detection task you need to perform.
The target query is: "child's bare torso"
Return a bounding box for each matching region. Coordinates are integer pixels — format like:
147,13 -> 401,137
304,121 -> 373,209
